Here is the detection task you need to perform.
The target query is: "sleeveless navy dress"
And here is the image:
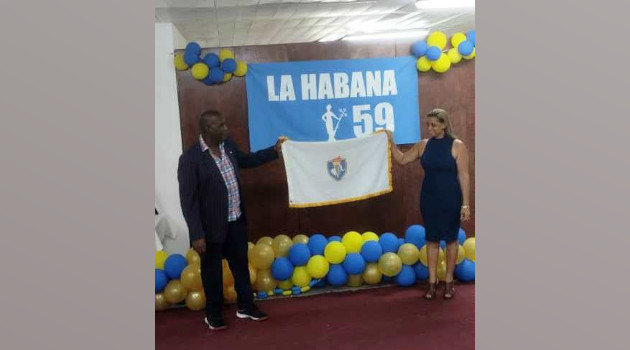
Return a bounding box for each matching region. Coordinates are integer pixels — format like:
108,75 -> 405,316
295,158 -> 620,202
419,134 -> 462,243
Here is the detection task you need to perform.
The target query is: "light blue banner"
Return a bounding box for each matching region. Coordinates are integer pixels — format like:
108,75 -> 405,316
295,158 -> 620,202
245,56 -> 420,151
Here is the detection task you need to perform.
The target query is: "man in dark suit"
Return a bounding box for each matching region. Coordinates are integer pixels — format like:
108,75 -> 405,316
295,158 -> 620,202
178,110 -> 286,331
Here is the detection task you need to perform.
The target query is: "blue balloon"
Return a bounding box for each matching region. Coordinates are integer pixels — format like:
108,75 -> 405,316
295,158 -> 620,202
327,264 -> 348,286
426,46 -> 442,61
458,228 -> 466,245
466,30 -> 475,45
361,240 -> 383,263
455,259 -> 475,282
379,233 -> 400,253
209,68 -> 225,83
184,51 -> 200,66
164,254 -> 187,280
202,53 -> 220,68
221,58 -> 237,73
308,234 -> 328,256
411,41 -> 428,57
404,225 -> 426,248
455,262 -> 463,275
396,265 -> 416,287
155,269 -> 168,293
291,286 -> 302,295
342,253 -> 366,275
328,235 -> 342,242
202,75 -> 216,86
271,257 -> 294,281
458,40 -> 474,56
413,263 -> 429,281
185,41 -> 201,55
398,238 -> 405,247
288,243 -> 311,266
440,240 -> 446,249
315,279 -> 327,288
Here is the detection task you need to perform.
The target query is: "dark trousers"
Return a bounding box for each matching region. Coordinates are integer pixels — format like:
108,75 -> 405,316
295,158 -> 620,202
200,216 -> 254,321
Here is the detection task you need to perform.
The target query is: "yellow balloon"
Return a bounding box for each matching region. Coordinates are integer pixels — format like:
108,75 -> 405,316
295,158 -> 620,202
250,243 -> 275,269
272,234 -> 293,257
431,53 -> 451,73
291,266 -> 312,288
451,32 -> 467,48
164,280 -> 187,304
155,250 -> 168,270
324,241 -> 347,264
342,231 -> 363,253
463,237 -> 475,261
362,263 -> 382,285
427,31 -> 447,50
306,255 -> 330,279
447,48 -> 462,64
219,48 -> 235,62
464,48 -> 475,59
292,234 -> 309,244
437,261 -> 447,281
247,242 -> 255,262
233,60 -> 248,76
257,236 -> 273,246
419,245 -> 428,266
254,269 -> 277,292
397,243 -> 420,265
174,52 -> 189,71
223,285 -> 237,303
185,249 -> 200,266
457,245 -> 466,264
222,73 -> 233,82
222,259 -> 234,286
416,56 -> 432,72
347,274 -> 363,287
191,63 -> 209,80
155,293 -> 170,311
248,264 -> 257,285
361,231 -> 379,242
278,279 -> 293,290
439,248 -> 446,265
180,263 -> 203,291
185,290 -> 206,311
378,252 -> 402,277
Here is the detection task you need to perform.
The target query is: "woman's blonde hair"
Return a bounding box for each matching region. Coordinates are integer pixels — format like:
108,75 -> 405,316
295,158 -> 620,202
427,108 -> 456,138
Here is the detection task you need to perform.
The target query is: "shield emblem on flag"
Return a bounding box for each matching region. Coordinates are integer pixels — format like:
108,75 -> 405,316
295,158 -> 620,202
327,156 -> 347,181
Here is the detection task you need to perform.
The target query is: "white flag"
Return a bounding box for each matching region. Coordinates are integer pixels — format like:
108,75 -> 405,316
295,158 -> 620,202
281,132 -> 392,208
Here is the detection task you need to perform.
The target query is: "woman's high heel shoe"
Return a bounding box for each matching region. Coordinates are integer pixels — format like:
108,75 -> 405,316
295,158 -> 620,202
424,281 -> 437,300
443,281 -> 455,299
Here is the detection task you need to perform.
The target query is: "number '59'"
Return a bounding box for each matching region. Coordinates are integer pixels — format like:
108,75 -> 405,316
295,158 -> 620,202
352,102 -> 394,137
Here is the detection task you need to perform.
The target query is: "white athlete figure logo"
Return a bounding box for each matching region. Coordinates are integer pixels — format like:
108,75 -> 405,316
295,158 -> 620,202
321,104 -> 346,142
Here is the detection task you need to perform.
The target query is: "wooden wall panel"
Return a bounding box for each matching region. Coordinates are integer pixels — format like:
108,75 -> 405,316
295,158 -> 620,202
175,40 -> 475,241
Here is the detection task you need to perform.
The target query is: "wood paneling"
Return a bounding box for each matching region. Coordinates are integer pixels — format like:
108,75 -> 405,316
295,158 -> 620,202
175,40 -> 475,241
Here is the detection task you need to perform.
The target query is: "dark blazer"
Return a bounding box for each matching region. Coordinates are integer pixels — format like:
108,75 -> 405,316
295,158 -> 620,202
178,138 -> 279,244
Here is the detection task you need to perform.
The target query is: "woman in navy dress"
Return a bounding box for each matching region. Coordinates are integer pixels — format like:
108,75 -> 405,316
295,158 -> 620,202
386,109 -> 471,300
